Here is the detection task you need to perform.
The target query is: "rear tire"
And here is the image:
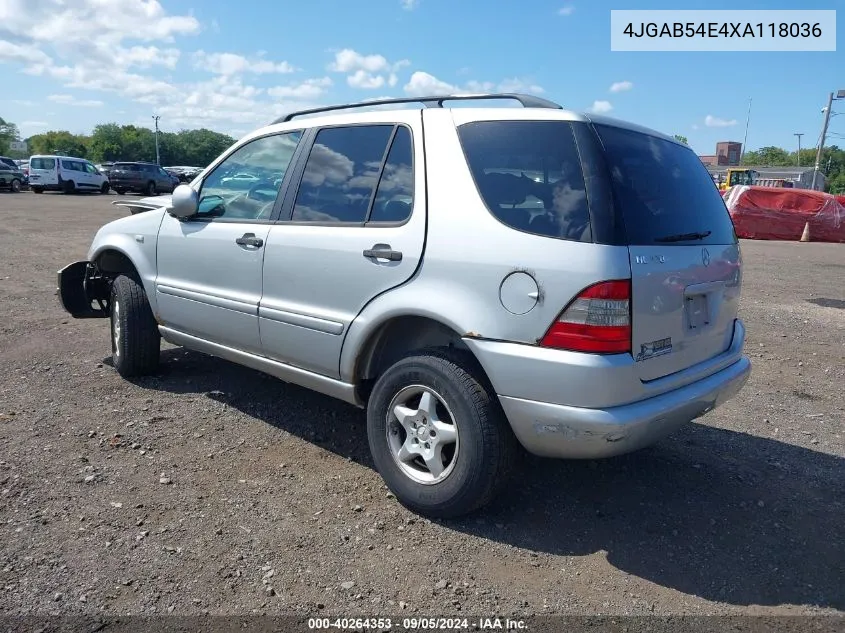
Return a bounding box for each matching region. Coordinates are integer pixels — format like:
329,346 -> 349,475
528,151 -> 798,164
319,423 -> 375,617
109,275 -> 160,378
10,179 -> 21,193
115,188 -> 125,195
146,181 -> 156,196
366,348 -> 519,518
63,180 -> 75,194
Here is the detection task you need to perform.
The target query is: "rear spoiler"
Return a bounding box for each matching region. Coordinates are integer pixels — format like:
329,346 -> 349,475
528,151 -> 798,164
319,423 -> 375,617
111,200 -> 168,215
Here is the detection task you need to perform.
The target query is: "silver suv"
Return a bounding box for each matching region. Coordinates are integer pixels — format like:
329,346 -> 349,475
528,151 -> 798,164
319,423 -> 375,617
57,93 -> 751,518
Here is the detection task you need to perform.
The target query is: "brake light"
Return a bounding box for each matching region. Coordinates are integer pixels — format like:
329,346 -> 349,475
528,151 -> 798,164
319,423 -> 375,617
539,280 -> 631,353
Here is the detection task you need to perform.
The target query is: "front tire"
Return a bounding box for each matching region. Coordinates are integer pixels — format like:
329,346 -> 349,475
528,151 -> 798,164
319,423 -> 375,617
100,182 -> 110,194
146,181 -> 156,196
109,275 -> 160,378
367,348 -> 518,518
63,180 -> 75,194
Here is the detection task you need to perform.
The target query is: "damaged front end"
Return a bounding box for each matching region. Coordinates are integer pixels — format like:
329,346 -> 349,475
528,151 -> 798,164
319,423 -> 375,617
56,261 -> 111,318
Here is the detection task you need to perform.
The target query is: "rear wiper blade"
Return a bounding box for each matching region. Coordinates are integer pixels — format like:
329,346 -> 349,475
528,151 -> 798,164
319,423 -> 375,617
654,230 -> 712,243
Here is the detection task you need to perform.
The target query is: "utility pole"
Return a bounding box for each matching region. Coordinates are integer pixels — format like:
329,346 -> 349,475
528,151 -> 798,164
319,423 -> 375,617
152,115 -> 161,165
740,97 -> 751,164
811,93 -> 833,190
794,133 -> 803,166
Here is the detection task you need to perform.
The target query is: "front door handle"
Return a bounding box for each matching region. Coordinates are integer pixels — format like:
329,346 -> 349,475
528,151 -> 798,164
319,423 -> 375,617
363,244 -> 402,262
235,233 -> 264,248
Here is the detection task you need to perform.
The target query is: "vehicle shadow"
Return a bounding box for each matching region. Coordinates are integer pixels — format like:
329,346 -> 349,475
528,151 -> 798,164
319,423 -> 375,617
127,347 -> 844,611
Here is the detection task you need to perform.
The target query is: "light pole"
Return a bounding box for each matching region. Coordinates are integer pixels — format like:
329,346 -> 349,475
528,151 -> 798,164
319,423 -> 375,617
740,97 -> 751,164
811,89 -> 845,190
152,115 -> 161,165
794,133 -> 803,166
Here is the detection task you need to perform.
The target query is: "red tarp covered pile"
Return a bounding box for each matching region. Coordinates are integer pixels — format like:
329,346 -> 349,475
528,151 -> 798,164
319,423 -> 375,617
723,185 -> 845,243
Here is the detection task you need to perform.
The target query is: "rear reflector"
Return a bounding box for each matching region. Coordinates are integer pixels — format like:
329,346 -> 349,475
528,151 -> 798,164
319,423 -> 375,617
540,280 -> 631,353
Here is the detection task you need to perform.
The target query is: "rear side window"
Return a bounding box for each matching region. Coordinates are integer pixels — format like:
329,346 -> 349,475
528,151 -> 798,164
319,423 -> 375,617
30,158 -> 55,170
457,121 -> 592,242
291,124 -> 395,223
594,124 -> 737,245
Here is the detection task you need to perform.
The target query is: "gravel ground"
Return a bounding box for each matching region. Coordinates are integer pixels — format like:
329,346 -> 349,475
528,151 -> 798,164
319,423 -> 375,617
0,191 -> 842,620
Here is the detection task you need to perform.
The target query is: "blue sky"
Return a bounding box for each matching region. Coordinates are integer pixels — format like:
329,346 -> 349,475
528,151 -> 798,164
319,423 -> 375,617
0,0 -> 841,155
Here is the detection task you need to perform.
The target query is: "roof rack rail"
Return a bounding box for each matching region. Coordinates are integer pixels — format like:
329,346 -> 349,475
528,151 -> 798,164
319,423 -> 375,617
272,93 -> 563,124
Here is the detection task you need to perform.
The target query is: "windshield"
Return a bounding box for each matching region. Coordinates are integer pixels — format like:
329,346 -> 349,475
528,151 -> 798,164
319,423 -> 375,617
594,124 -> 737,246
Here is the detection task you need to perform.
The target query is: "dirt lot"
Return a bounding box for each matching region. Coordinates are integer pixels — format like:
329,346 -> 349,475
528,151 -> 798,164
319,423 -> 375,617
0,191 -> 843,620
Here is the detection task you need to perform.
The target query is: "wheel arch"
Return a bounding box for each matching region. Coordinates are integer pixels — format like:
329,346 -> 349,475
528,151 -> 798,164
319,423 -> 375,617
349,314 -> 492,404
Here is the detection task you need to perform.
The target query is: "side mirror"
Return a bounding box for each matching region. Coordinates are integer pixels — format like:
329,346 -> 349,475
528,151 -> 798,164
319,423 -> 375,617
170,184 -> 199,218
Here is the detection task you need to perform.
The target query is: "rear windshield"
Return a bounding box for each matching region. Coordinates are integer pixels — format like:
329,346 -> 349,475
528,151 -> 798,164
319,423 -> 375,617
113,163 -> 143,171
30,158 -> 56,170
594,124 -> 737,246
457,121 -> 592,243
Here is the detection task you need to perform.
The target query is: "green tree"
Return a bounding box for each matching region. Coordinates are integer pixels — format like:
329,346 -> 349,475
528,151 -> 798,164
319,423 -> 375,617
27,130 -> 89,158
89,123 -> 127,162
176,128 -> 235,167
673,134 -> 688,144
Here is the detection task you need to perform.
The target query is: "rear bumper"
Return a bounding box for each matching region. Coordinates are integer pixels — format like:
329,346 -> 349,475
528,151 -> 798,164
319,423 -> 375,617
57,261 -> 108,318
498,354 -> 751,459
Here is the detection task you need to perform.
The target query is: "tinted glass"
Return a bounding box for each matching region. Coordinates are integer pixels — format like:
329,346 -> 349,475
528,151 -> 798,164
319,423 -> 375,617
198,130 -> 302,221
291,125 -> 394,223
369,126 -> 414,223
457,121 -> 592,242
594,124 -> 737,245
30,158 -> 56,170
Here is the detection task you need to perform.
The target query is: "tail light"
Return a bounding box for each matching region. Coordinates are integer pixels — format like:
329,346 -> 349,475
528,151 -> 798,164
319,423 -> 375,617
539,280 -> 631,354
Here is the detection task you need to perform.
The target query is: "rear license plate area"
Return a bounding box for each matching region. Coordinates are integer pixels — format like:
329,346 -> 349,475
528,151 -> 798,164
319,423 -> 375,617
685,293 -> 710,329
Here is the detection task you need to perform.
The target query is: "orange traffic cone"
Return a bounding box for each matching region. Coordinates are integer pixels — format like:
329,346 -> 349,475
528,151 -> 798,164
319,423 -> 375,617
800,222 -> 811,242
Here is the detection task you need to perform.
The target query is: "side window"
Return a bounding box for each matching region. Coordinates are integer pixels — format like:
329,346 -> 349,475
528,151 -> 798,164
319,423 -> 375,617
61,160 -> 74,171
457,121 -> 592,242
197,130 -> 303,222
85,163 -> 98,174
369,126 -> 414,223
291,125 -> 394,223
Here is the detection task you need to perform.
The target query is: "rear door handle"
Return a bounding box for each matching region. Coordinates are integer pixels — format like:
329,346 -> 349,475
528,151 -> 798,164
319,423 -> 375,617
363,244 -> 402,262
235,233 -> 264,248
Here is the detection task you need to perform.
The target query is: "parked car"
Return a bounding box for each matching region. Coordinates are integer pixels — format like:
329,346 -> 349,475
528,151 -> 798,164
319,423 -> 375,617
28,155 -> 110,194
0,157 -> 26,193
164,166 -> 203,183
56,93 -> 751,518
109,162 -> 179,196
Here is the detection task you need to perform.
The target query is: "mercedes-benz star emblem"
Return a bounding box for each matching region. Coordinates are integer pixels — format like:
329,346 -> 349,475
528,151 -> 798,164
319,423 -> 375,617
701,248 -> 711,267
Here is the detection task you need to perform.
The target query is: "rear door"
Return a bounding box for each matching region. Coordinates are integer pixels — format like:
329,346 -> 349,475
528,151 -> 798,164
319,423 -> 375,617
258,114 -> 425,378
28,156 -> 58,187
593,123 -> 742,381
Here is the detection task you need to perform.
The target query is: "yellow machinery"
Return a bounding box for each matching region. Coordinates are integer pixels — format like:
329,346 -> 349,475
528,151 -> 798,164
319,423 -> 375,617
718,168 -> 759,191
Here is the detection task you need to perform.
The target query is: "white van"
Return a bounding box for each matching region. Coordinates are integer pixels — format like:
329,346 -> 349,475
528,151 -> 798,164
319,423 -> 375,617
28,155 -> 110,194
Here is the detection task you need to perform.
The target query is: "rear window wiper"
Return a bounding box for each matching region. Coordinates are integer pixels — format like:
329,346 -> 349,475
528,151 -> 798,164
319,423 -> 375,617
654,230 -> 712,243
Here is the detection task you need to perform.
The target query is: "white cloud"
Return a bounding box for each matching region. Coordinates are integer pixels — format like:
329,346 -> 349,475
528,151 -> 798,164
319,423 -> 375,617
405,71 -> 545,97
267,77 -> 332,100
348,70 -> 386,89
558,6 -> 575,16
328,48 -> 410,90
589,100 -> 613,114
0,40 -> 52,65
705,114 -> 738,127
404,71 -> 458,96
48,94 -> 104,107
401,0 -> 420,9
192,51 -> 297,76
692,124 -> 700,130
609,80 -> 633,92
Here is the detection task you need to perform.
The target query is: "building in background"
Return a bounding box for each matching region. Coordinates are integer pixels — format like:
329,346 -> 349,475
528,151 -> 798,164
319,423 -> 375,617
699,141 -> 743,166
